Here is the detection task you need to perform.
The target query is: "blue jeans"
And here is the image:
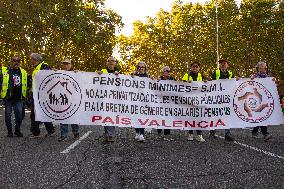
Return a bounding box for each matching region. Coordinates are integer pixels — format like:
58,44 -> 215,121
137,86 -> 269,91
104,126 -> 115,137
60,124 -> 79,137
5,100 -> 24,132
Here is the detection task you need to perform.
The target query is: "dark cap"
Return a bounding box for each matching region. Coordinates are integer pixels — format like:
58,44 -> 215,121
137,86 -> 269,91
218,59 -> 228,64
190,61 -> 201,67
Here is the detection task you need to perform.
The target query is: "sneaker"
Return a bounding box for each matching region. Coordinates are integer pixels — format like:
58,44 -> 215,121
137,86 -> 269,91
163,135 -> 174,141
210,130 -> 217,138
14,130 -> 23,137
264,133 -> 272,141
107,136 -> 115,142
196,135 -> 205,142
135,133 -> 140,140
145,128 -> 152,133
73,133 -> 79,139
7,132 -> 13,137
225,133 -> 235,142
58,136 -> 68,142
187,134 -> 194,141
138,134 -> 145,142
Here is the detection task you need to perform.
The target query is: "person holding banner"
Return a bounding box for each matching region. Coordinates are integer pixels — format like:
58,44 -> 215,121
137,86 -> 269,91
131,61 -> 149,142
250,61 -> 272,141
209,59 -> 235,141
0,56 -> 27,137
98,56 -> 119,142
58,59 -> 80,141
157,66 -> 175,141
182,61 -> 206,142
29,53 -> 55,137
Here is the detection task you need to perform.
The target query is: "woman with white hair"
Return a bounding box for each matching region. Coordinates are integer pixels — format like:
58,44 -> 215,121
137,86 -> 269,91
251,61 -> 273,141
132,61 -> 148,142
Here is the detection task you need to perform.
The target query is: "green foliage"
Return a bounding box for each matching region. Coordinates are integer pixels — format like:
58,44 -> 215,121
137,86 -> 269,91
0,0 -> 123,72
118,0 -> 284,93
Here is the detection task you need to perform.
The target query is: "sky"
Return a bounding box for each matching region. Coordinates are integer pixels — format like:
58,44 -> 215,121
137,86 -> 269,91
105,0 -> 242,36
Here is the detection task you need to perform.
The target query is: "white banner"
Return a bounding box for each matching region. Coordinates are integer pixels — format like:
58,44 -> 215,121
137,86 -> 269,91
34,71 -> 284,130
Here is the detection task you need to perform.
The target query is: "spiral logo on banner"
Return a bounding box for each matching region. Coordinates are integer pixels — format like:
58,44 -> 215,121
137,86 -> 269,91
233,81 -> 274,123
38,73 -> 82,120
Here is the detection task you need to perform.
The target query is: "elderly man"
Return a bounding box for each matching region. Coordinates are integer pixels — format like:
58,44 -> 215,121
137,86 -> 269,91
210,59 -> 236,141
98,56 -> 119,142
0,56 -> 27,137
29,53 -> 55,137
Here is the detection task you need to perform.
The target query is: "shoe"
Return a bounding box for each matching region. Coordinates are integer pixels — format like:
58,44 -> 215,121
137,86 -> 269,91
138,134 -> 145,142
73,133 -> 79,139
187,134 -> 194,141
210,130 -> 217,138
45,132 -> 55,137
225,133 -> 235,142
7,132 -> 13,137
145,128 -> 152,133
14,130 -> 23,137
135,133 -> 140,140
30,134 -> 41,138
163,135 -> 174,141
252,132 -> 259,138
196,135 -> 205,142
58,136 -> 67,142
264,133 -> 272,141
107,136 -> 115,142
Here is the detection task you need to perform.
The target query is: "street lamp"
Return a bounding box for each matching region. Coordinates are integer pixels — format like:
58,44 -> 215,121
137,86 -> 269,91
215,1 -> 220,69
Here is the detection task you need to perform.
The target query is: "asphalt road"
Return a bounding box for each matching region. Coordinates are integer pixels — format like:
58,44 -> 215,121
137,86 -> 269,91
0,108 -> 283,189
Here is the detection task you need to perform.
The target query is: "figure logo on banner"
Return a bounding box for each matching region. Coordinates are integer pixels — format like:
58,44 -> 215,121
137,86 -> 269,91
233,80 -> 274,123
38,73 -> 82,120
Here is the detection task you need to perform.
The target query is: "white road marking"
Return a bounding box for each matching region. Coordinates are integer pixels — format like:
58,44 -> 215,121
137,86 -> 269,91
216,135 -> 284,160
60,131 -> 93,154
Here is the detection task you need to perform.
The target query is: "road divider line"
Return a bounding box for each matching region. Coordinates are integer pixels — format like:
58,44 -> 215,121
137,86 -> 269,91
60,131 -> 93,154
216,135 -> 284,160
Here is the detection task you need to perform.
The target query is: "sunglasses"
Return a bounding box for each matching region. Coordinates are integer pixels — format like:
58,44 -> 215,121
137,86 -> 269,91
163,70 -> 170,72
138,66 -> 145,68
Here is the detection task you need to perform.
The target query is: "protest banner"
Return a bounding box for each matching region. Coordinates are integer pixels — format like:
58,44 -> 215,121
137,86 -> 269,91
34,71 -> 284,130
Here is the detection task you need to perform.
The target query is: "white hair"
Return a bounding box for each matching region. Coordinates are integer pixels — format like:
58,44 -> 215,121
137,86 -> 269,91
256,61 -> 266,68
30,53 -> 42,63
162,66 -> 170,72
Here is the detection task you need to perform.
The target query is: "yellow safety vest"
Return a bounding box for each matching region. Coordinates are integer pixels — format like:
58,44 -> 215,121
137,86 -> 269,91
31,62 -> 49,92
1,67 -> 28,99
182,73 -> 202,81
32,62 -> 48,79
101,69 -> 108,74
216,70 -> 232,80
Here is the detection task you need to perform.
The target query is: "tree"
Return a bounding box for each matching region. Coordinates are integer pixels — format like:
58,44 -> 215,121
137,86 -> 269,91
0,0 -> 123,72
